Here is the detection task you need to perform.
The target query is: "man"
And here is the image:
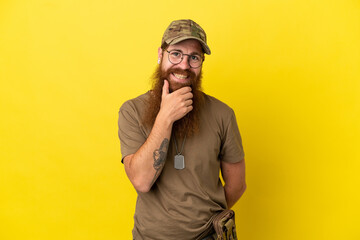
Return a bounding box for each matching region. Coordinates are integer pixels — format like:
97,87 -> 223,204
118,19 -> 246,240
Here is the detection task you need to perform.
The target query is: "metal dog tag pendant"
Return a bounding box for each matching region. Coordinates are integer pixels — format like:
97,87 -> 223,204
174,154 -> 185,170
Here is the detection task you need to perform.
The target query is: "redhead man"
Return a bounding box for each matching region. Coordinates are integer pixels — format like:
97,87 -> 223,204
118,19 -> 246,240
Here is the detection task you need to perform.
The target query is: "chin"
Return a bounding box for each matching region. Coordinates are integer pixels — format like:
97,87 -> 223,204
169,80 -> 192,92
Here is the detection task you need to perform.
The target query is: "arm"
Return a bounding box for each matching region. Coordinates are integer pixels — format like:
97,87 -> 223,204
221,159 -> 246,209
123,80 -> 193,193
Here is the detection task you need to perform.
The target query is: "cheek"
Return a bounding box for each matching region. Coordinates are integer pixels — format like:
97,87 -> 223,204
193,69 -> 201,77
161,55 -> 169,66
160,61 -> 172,72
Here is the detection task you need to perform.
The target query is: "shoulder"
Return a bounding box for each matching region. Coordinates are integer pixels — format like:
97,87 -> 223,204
200,93 -> 241,142
202,93 -> 235,116
119,92 -> 150,113
118,92 -> 151,126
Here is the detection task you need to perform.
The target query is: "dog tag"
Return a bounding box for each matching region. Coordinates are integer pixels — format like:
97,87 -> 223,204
174,154 -> 185,170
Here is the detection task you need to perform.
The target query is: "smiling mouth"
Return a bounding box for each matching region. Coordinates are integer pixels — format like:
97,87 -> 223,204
172,73 -> 189,80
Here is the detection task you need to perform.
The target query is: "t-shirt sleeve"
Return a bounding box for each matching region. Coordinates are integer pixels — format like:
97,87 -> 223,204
118,101 -> 147,163
219,110 -> 245,163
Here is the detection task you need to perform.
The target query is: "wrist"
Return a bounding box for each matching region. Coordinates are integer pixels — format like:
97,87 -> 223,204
155,111 -> 173,130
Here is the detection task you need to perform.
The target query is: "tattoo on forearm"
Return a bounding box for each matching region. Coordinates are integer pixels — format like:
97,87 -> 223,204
150,138 -> 169,185
153,138 -> 169,170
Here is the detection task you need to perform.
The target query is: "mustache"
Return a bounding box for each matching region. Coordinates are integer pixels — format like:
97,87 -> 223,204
161,68 -> 196,81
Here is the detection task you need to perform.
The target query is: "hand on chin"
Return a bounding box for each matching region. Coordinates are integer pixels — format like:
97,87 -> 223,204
168,75 -> 192,92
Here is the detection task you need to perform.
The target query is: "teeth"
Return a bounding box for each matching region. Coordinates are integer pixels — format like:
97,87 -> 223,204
173,73 -> 188,79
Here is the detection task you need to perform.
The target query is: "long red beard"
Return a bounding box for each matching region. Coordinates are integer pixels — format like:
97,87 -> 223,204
143,65 -> 204,138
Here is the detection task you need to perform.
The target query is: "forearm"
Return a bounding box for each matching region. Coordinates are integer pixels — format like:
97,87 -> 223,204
124,114 -> 173,192
224,183 -> 246,209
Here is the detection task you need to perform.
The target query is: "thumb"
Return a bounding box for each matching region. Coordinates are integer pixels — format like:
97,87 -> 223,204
162,80 -> 169,97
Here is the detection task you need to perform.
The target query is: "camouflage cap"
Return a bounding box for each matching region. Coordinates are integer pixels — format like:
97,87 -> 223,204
161,19 -> 211,55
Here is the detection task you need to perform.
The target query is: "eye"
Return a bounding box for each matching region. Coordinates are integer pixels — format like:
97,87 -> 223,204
170,51 -> 182,58
191,55 -> 201,62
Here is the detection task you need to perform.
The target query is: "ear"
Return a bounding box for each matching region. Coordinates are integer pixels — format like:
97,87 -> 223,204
158,47 -> 163,60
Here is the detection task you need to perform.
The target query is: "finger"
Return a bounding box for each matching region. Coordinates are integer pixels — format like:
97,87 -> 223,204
182,92 -> 193,100
162,80 -> 169,97
175,86 -> 192,94
184,99 -> 193,107
186,105 -> 193,113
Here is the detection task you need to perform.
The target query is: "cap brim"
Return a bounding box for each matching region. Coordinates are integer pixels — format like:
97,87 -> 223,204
166,36 -> 211,55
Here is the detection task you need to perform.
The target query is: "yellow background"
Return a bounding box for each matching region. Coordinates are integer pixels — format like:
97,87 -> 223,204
1,0 -> 359,239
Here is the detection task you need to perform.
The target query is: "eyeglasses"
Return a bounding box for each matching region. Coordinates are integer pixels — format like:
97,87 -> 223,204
165,50 -> 203,68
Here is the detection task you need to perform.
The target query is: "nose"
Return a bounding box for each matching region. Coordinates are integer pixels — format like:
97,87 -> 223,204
177,55 -> 191,69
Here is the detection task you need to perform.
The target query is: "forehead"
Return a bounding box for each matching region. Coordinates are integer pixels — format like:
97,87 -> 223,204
167,39 -> 203,54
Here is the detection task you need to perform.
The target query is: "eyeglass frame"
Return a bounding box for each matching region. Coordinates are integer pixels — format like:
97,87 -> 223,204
165,49 -> 204,69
